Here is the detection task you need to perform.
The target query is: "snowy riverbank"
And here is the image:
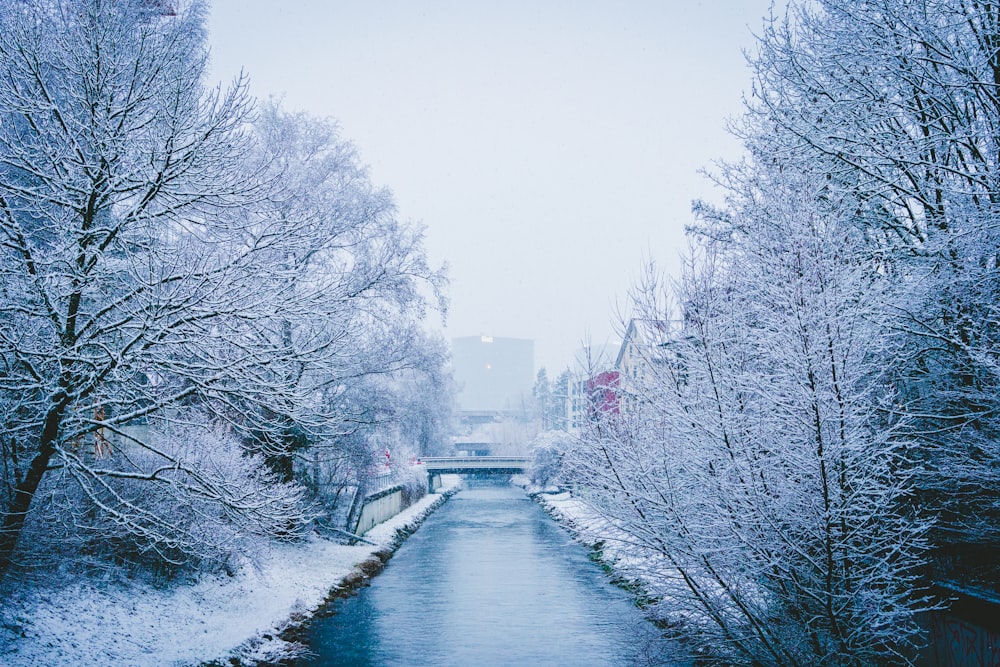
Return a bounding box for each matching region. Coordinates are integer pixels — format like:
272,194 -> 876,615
526,484 -> 654,602
0,477 -> 461,667
515,477 -> 623,561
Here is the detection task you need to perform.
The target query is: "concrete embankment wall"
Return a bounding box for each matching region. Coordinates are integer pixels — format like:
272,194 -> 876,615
917,585 -> 1000,667
353,486 -> 405,535
428,473 -> 442,494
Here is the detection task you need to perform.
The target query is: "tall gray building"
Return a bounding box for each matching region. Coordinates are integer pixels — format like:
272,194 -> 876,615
451,335 -> 534,415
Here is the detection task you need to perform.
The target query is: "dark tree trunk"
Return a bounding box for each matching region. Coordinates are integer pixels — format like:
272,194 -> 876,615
0,403 -> 63,582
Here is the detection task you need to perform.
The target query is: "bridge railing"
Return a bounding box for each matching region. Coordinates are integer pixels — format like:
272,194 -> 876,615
420,456 -> 529,470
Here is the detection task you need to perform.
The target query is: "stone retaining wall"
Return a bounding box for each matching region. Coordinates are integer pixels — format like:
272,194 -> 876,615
353,485 -> 405,535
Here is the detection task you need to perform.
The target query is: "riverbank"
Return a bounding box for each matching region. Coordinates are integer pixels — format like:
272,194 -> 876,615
522,482 -> 657,609
513,478 -> 624,563
0,477 -> 461,667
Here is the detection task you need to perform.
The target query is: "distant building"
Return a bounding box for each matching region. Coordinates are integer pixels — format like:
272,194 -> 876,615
451,335 -> 534,416
563,320 -> 686,430
585,370 -> 621,419
615,319 -> 683,414
563,342 -> 620,432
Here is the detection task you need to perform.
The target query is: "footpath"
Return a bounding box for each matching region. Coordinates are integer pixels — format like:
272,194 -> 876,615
0,477 -> 461,667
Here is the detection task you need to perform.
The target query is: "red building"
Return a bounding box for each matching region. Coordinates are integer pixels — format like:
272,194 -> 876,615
585,370 -> 620,419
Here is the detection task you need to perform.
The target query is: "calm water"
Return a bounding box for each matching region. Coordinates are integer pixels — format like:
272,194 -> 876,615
295,482 -> 680,667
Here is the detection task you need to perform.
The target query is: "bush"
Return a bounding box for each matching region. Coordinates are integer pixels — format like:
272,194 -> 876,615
12,417 -> 315,580
529,430 -> 574,489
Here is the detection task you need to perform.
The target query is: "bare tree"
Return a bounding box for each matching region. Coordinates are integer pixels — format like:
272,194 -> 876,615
570,165 -> 931,666
0,0 -> 310,581
242,102 -> 449,506
748,0 -> 1000,585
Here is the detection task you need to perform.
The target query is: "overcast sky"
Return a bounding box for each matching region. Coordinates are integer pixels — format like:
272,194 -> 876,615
206,1 -> 777,372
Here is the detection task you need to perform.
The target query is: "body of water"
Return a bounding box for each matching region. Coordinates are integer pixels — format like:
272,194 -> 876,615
295,481 -> 679,666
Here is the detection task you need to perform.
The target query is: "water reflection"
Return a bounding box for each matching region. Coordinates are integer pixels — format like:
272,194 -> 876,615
295,481 -> 679,667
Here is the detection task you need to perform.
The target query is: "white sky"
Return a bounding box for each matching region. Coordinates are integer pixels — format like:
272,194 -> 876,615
206,1 -> 776,372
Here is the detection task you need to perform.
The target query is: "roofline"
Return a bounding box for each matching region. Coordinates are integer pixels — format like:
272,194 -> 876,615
614,319 -> 637,369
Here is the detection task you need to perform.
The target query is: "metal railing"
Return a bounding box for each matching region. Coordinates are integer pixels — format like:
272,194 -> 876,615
420,456 -> 529,471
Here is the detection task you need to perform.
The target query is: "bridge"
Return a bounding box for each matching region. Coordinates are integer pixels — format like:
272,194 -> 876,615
421,456 -> 529,492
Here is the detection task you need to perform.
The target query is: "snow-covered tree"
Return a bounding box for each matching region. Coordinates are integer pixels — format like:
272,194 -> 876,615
532,367 -> 573,431
528,429 -> 573,489
0,0 -> 455,580
243,102 -> 449,516
748,0 -> 1000,585
0,0 -> 444,580
0,0 -> 275,579
571,161 -> 932,664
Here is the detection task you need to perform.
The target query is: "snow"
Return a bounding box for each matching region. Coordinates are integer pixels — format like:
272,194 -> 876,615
0,476 -> 461,667
534,489 -> 618,551
530,486 -> 653,589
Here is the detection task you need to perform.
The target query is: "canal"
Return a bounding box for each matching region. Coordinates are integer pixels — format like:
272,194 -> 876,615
294,481 -> 681,666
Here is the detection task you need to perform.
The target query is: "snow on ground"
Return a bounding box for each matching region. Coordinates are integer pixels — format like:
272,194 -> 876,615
531,486 -> 653,584
0,476 -> 461,667
532,487 -> 617,549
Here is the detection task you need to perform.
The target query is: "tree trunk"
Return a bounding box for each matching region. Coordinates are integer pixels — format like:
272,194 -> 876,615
0,404 -> 63,582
